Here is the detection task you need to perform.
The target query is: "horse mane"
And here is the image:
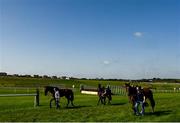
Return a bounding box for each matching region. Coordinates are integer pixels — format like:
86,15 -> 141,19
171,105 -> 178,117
44,86 -> 60,96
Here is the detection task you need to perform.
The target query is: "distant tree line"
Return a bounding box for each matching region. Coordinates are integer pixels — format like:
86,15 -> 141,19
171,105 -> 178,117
0,72 -> 179,83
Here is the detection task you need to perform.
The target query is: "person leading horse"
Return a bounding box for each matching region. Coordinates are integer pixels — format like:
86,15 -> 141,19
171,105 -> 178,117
97,84 -> 112,105
125,83 -> 155,114
44,86 -> 74,108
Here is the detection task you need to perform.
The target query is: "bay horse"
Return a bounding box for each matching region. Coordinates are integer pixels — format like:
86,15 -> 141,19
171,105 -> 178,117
44,86 -> 74,108
97,85 -> 112,105
103,88 -> 113,105
125,83 -> 155,113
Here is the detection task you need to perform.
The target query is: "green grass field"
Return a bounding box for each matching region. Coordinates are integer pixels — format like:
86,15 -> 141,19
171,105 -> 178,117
1,76 -> 180,89
0,76 -> 180,122
0,93 -> 180,122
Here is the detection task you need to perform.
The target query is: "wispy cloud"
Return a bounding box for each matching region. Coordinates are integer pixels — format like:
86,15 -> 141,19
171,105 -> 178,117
133,32 -> 143,37
103,60 -> 110,65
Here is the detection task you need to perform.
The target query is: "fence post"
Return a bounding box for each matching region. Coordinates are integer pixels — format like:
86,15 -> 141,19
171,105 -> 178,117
35,89 -> 39,107
116,86 -> 118,95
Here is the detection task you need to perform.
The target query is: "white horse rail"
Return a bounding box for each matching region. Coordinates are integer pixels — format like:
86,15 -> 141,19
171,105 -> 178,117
81,90 -> 98,95
0,94 -> 37,97
0,90 -> 39,107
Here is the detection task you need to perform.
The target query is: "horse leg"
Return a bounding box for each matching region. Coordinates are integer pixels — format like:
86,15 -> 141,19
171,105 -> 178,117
103,97 -> 106,105
107,95 -> 111,104
128,96 -> 131,103
66,98 -> 70,107
71,100 -> 74,107
101,97 -> 104,104
108,97 -> 111,104
98,96 -> 103,105
97,97 -> 101,105
107,97 -> 109,104
149,97 -> 155,113
131,99 -> 136,114
50,98 -> 54,108
132,104 -> 136,114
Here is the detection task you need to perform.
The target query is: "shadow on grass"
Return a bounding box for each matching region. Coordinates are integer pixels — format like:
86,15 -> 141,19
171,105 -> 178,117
146,110 -> 172,116
37,104 -> 43,107
65,105 -> 92,109
111,102 -> 126,106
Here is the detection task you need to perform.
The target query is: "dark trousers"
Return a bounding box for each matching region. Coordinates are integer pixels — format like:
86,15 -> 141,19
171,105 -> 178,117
55,98 -> 60,109
135,101 -> 145,115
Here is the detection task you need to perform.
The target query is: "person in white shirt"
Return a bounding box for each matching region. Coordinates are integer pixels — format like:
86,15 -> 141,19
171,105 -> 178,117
54,88 -> 60,109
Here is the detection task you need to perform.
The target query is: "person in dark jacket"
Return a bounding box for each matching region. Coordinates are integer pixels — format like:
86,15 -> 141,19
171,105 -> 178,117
134,86 -> 146,116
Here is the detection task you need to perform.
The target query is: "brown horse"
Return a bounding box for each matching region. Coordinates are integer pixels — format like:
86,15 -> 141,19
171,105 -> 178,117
44,86 -> 74,108
97,84 -> 112,105
125,83 -> 155,113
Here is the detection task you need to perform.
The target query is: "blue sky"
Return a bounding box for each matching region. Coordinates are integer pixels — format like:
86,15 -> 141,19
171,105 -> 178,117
0,0 -> 180,79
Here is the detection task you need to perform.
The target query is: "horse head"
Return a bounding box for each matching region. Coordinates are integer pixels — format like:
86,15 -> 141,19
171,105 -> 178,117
125,83 -> 138,96
125,83 -> 131,93
44,86 -> 49,96
44,86 -> 58,96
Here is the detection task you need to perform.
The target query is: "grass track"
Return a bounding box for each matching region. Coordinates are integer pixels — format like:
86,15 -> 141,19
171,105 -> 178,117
0,77 -> 180,122
0,92 -> 180,122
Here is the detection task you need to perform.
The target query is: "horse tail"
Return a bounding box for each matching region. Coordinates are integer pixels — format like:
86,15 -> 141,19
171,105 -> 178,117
148,90 -> 155,112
